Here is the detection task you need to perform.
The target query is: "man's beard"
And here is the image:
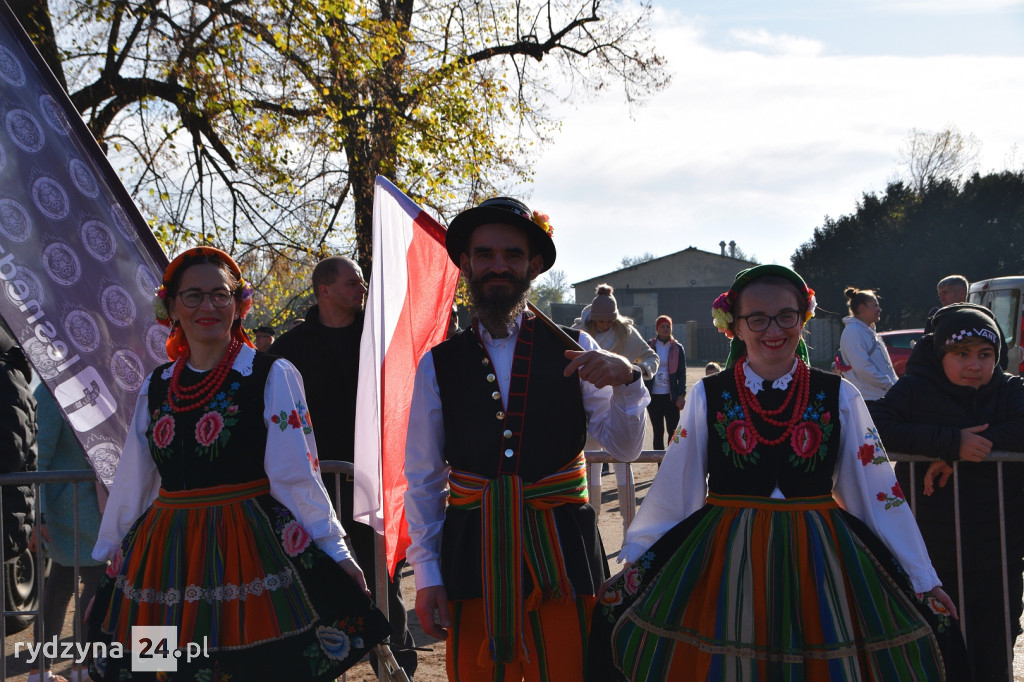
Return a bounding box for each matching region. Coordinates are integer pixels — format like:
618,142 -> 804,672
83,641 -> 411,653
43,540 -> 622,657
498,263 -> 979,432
467,269 -> 532,332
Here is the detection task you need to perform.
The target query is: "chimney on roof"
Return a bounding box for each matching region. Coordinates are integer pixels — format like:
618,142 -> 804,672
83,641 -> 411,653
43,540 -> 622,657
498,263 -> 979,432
729,240 -> 736,258
719,240 -> 726,256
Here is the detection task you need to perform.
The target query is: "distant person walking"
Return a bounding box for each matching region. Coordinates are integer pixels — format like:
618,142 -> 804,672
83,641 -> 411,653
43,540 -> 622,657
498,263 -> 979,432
645,315 -> 686,450
839,286 -> 897,402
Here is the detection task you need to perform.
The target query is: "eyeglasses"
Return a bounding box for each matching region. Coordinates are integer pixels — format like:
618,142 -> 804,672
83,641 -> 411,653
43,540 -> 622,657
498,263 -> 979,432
177,289 -> 235,309
736,310 -> 801,332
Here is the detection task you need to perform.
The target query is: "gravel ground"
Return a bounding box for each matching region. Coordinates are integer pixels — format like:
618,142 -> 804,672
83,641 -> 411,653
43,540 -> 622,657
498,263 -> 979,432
6,367 -> 1023,681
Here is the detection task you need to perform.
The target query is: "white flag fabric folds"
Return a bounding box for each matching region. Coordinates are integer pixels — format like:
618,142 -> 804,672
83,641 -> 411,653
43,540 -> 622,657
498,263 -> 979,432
353,176 -> 460,576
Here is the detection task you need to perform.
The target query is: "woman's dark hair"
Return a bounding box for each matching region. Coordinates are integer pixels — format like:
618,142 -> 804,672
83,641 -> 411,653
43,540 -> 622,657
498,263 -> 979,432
844,287 -> 877,316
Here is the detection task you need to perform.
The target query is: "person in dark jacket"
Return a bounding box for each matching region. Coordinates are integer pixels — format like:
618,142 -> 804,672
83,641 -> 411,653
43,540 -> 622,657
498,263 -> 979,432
0,324 -> 37,562
871,302 -> 1024,682
644,315 -> 686,450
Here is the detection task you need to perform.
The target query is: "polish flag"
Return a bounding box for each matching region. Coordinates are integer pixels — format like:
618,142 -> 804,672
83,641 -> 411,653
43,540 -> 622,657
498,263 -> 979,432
353,176 -> 461,577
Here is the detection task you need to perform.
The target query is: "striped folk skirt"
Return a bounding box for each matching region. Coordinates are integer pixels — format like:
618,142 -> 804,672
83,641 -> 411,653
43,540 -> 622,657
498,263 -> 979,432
87,478 -> 390,681
587,494 -> 968,682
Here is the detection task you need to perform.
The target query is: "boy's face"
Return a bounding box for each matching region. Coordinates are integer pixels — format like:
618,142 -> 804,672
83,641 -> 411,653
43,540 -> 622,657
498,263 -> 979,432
941,341 -> 997,388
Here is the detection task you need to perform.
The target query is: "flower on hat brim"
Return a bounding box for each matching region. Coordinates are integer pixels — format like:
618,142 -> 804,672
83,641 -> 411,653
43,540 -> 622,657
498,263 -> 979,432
531,210 -> 554,237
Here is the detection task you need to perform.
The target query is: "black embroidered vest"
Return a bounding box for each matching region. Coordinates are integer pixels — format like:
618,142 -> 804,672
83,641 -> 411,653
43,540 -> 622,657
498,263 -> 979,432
146,352 -> 275,490
431,316 -> 603,600
703,366 -> 842,498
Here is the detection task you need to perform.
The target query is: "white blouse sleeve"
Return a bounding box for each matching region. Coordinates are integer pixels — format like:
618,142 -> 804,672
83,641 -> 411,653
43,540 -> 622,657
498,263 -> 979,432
619,381 -> 709,563
263,359 -> 352,562
92,376 -> 162,562
832,379 -> 941,593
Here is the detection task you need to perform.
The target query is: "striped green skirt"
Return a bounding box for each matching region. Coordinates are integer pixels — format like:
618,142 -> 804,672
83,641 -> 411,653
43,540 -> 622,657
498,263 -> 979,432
588,494 -> 968,681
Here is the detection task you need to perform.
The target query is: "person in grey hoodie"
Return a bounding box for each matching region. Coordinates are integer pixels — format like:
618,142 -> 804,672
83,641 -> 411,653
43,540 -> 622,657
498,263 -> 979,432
839,286 -> 897,402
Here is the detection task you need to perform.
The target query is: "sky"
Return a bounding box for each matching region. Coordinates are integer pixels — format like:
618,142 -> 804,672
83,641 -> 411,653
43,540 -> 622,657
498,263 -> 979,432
524,0 -> 1024,290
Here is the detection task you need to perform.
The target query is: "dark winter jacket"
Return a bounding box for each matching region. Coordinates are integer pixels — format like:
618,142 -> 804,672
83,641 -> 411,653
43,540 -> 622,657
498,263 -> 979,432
869,334 -> 1024,573
0,326 -> 37,561
644,337 -> 686,402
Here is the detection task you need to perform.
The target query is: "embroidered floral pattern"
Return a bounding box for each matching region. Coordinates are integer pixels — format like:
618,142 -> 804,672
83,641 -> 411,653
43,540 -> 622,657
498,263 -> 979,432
921,592 -> 954,632
106,547 -> 124,578
315,625 -> 352,661
598,551 -> 655,622
670,427 -> 687,444
787,391 -> 834,472
115,568 -> 295,604
876,484 -> 906,509
195,411 -> 225,447
150,379 -> 242,462
281,520 -> 312,557
307,451 -> 319,472
271,403 -> 313,435
713,391 -> 760,468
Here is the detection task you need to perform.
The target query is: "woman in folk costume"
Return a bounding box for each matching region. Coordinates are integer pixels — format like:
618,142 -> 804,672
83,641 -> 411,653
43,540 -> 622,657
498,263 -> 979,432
87,247 -> 389,681
587,264 -> 969,681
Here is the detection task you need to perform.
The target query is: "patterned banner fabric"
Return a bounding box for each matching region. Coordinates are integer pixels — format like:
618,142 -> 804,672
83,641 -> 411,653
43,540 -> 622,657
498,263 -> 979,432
0,6 -> 169,485
448,453 -> 589,664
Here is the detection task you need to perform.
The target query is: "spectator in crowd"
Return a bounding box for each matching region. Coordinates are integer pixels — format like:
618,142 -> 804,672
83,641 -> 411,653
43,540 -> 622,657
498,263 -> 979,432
704,361 -> 721,375
926,274 -> 969,332
0,324 -> 36,564
88,247 -> 388,680
406,197 -> 648,682
871,302 -> 1024,682
645,315 -> 685,450
839,286 -> 897,403
252,325 -> 275,352
574,285 -> 658,526
28,385 -> 104,682
588,264 -> 966,681
269,255 -> 418,676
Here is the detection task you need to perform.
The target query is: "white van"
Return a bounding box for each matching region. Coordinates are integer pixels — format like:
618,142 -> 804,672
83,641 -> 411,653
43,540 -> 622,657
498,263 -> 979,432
968,276 -> 1023,375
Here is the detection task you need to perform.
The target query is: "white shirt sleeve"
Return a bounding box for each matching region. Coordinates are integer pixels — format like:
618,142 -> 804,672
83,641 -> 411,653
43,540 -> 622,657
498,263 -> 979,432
92,376 -> 163,562
619,381 -> 709,563
832,380 -> 941,593
403,351 -> 450,591
578,331 -> 651,462
264,358 -> 351,562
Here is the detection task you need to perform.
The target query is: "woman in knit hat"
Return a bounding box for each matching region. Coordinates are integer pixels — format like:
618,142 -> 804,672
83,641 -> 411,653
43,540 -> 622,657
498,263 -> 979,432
588,264 -> 967,681
574,284 -> 658,529
872,302 -> 1024,682
88,247 -> 389,681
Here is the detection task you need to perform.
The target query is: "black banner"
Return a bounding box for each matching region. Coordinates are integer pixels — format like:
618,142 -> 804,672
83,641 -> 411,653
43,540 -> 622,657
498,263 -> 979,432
0,3 -> 169,485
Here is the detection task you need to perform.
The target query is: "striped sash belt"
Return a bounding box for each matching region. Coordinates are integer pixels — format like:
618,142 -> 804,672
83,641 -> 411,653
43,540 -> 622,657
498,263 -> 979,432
448,453 -> 589,664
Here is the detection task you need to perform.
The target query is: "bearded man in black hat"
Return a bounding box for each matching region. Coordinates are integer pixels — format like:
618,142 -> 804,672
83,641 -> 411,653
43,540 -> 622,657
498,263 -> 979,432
404,198 -> 650,681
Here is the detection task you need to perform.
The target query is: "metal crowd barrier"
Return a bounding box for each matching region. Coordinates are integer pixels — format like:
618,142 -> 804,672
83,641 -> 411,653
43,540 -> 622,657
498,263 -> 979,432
3,452 -> 1021,681
0,462 -> 410,682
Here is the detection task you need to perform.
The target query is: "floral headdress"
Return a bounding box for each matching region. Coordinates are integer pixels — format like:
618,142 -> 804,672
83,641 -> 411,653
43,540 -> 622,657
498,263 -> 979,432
531,210 -> 554,237
711,264 -> 817,367
155,246 -> 256,360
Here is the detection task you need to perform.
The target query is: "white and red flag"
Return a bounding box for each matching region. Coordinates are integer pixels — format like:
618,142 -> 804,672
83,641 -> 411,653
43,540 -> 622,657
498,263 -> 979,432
353,176 -> 460,577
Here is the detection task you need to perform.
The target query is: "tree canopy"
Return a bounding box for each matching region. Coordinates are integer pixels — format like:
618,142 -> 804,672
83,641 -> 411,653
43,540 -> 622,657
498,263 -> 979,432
13,0 -> 668,324
791,171 -> 1024,330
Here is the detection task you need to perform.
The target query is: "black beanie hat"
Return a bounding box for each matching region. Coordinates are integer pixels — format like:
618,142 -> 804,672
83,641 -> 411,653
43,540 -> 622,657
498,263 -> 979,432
931,303 -> 1001,362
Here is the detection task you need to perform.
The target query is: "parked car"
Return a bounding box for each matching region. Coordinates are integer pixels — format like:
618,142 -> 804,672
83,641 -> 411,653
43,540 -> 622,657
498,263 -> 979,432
969,276 -> 1023,376
879,328 -> 924,377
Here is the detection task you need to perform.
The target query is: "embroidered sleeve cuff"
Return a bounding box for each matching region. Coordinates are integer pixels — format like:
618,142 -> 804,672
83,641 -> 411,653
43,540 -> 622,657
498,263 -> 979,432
314,535 -> 352,563
618,542 -> 648,564
908,567 -> 942,595
412,560 -> 444,591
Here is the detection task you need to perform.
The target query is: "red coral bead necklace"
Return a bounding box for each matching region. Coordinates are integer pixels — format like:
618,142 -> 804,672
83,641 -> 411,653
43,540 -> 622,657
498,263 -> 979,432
168,337 -> 242,413
734,358 -> 810,447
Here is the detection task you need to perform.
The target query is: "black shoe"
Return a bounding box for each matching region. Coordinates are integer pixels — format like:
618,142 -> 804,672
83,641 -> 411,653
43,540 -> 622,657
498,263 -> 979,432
601,463 -> 610,475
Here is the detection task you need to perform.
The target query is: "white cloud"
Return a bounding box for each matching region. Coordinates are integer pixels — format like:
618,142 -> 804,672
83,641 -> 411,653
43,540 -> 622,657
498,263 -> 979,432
528,15 -> 1024,286
729,28 -> 824,57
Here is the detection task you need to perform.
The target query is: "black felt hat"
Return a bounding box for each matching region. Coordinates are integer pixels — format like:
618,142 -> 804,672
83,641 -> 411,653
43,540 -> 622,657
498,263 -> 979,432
446,197 -> 556,272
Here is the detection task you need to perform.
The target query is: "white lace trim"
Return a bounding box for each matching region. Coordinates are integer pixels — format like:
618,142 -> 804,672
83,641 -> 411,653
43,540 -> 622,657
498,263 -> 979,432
742,359 -> 798,395
116,566 -> 294,604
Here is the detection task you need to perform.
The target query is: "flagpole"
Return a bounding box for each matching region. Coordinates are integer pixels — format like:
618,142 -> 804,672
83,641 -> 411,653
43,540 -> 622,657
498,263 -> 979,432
525,301 -> 583,351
